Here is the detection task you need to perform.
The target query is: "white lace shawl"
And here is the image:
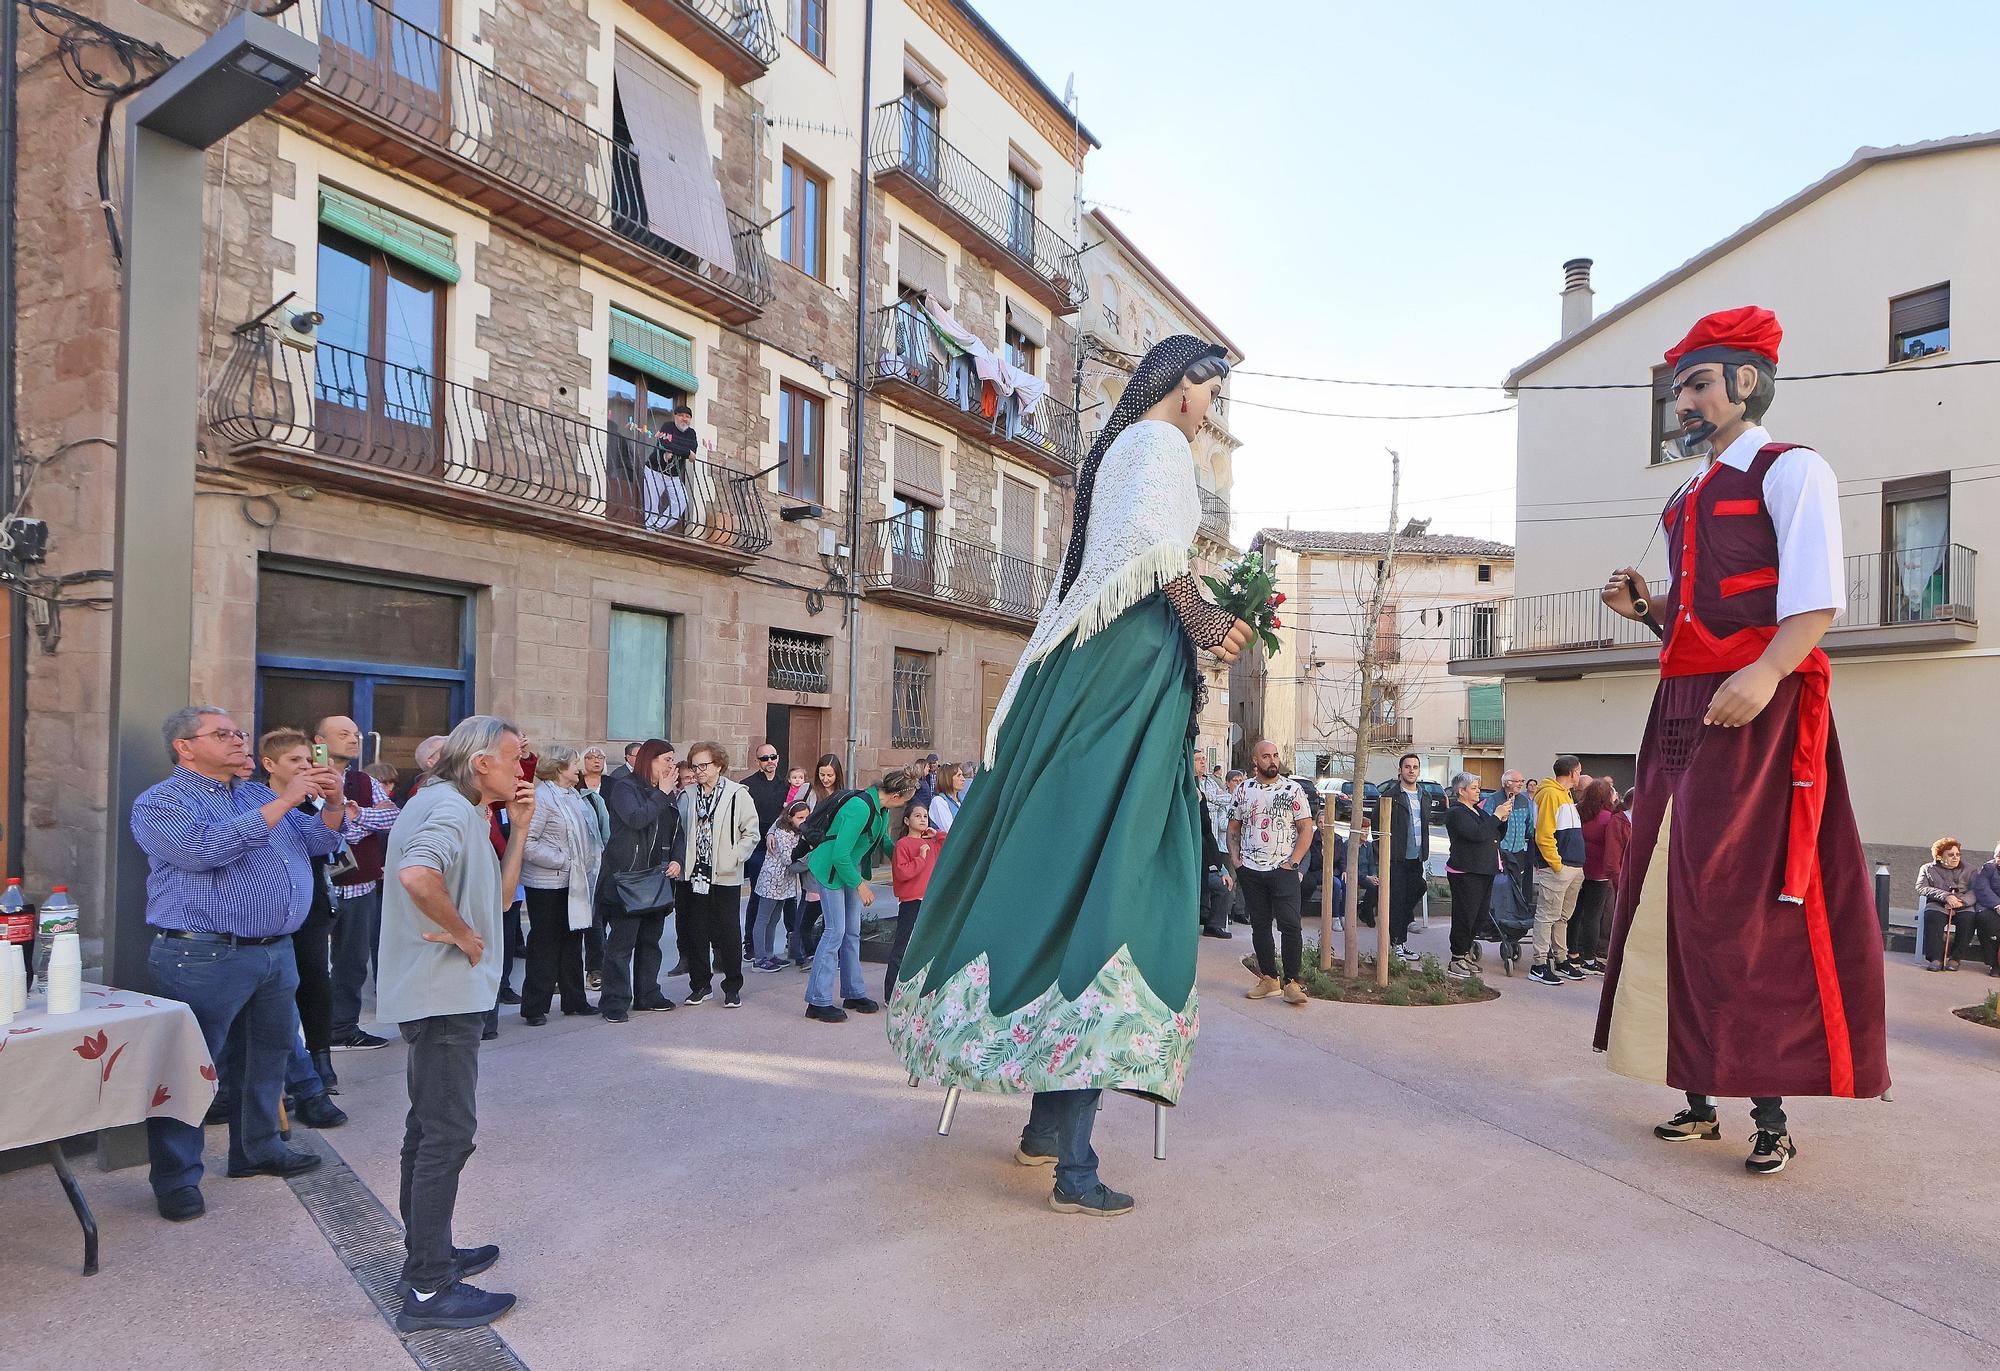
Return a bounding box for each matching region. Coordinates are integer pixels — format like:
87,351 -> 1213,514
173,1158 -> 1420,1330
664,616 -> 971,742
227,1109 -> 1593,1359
983,420 -> 1199,765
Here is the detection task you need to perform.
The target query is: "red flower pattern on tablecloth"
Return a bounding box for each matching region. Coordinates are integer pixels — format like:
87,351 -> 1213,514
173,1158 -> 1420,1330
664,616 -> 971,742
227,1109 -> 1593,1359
151,1084 -> 171,1109
74,1030 -> 128,1101
199,1063 -> 217,1082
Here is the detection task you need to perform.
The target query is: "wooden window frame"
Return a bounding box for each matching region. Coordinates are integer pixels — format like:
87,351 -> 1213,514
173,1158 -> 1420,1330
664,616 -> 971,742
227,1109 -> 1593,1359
785,0 -> 827,64
778,381 -> 826,504
779,152 -> 828,280
1888,282 -> 1951,364
1004,326 -> 1039,376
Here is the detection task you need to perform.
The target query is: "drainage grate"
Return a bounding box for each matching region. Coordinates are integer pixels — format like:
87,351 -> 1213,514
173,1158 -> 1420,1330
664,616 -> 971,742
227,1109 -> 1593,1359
285,1129 -> 530,1371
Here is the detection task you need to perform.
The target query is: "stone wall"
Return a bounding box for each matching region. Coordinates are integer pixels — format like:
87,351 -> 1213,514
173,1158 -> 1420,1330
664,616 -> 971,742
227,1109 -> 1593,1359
475,228 -> 593,412
479,0 -> 602,116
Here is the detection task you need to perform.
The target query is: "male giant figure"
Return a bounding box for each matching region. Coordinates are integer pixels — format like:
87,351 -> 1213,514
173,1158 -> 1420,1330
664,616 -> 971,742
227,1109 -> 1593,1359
1594,306 -> 1888,1175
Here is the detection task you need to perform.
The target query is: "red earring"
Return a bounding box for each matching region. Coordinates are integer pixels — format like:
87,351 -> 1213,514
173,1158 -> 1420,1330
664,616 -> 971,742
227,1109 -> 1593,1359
1180,393 -> 1189,413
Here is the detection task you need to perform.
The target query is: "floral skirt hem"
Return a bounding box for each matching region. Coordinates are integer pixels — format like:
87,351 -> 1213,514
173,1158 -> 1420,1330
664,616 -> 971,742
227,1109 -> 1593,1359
886,944 -> 1199,1105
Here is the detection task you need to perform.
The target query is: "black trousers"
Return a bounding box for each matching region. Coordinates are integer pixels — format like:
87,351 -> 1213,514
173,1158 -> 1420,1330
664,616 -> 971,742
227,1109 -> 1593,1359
1686,1090 -> 1787,1134
521,885 -> 590,1016
1238,865 -> 1303,983
1445,870 -> 1492,960
292,896 -> 333,1055
1390,858 -> 1427,947
884,898 -> 922,998
1925,904 -> 2000,965
677,883 -> 744,996
602,911 -> 672,1016
398,1011 -> 483,1292
1573,879 -> 1615,962
1201,874 -> 1232,933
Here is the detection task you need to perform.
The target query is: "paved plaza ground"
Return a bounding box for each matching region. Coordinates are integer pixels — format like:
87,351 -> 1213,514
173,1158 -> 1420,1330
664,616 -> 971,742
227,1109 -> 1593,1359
4,910 -> 1997,1371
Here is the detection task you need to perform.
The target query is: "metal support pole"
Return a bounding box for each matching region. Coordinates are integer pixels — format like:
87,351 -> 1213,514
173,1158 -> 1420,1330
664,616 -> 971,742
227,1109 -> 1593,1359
842,0 -> 877,782
102,124 -> 206,995
1152,1102 -> 1166,1161
936,1084 -> 961,1136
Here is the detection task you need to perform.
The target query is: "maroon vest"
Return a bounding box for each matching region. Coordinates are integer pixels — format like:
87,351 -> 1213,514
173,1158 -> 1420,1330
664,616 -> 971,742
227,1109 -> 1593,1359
1658,443 -> 1796,667
339,767 -> 388,887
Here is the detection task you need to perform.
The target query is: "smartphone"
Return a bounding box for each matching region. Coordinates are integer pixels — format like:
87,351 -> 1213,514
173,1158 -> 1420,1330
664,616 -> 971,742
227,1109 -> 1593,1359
311,743 -> 330,769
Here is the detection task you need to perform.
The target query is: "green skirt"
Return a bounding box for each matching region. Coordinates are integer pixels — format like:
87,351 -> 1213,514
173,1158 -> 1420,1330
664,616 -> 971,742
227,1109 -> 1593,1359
885,593 -> 1203,1103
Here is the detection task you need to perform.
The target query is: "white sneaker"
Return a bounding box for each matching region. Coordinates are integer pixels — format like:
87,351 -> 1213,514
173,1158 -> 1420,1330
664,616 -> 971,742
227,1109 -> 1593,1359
1395,945 -> 1420,963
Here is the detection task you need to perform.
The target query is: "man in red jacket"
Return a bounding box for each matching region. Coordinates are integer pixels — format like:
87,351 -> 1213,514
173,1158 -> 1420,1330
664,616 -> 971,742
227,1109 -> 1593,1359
1595,307 -> 1888,1176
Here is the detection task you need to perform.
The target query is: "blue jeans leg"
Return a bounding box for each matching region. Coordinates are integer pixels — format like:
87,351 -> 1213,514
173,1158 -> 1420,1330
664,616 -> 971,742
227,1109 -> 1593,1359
1025,1089 -> 1102,1196
328,886 -> 382,1038
805,880 -> 868,1005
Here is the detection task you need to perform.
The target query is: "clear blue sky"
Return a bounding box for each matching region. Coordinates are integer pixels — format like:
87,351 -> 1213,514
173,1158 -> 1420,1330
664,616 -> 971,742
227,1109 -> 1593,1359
993,0 -> 2000,544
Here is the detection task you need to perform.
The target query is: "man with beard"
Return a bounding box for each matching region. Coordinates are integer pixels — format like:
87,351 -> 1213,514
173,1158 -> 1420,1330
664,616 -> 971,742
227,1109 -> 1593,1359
1595,306 -> 1888,1176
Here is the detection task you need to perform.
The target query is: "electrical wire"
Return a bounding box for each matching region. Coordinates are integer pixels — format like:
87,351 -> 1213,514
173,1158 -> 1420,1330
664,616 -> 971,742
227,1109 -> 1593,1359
1231,354 -> 2000,391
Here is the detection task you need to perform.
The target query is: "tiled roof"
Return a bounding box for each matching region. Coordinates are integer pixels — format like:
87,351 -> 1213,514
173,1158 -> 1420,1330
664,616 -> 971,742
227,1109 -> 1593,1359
1253,528 -> 1515,558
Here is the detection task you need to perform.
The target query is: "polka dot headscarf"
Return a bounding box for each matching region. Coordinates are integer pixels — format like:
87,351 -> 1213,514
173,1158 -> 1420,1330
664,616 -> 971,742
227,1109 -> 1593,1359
1058,334 -> 1227,600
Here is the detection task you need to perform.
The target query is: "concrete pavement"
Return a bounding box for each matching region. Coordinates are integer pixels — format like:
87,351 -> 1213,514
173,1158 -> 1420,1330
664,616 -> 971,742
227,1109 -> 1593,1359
4,914 -> 1998,1370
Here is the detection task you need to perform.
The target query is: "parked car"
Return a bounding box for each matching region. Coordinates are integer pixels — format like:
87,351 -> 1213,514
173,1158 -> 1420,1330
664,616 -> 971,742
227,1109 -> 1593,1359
1289,776 -> 1325,820
1416,779 -> 1450,823
1334,781 -> 1380,822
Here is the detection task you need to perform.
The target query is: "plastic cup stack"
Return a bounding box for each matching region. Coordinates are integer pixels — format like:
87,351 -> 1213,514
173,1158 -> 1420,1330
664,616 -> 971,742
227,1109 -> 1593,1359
0,950 -> 20,1025
44,932 -> 82,1015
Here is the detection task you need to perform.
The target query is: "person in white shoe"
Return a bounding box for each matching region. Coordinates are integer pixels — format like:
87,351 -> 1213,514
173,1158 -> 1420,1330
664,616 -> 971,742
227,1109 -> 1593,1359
1228,740 -> 1314,1006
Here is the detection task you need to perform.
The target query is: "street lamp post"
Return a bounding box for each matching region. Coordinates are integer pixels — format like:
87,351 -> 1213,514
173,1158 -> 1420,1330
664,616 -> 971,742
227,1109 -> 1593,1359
101,15 -> 316,997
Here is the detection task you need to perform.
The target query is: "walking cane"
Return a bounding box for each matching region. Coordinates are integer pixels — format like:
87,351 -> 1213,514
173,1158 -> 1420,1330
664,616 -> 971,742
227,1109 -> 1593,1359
1941,907 -> 1958,971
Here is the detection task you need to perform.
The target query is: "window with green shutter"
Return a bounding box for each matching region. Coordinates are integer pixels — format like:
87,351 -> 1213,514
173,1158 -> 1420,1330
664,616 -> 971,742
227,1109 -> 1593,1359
608,307 -> 700,394
608,608 -> 674,740
317,186 -> 461,284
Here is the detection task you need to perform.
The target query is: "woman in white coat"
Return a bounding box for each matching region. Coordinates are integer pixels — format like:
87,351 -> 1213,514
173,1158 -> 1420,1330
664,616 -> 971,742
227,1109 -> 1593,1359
520,745 -> 605,1024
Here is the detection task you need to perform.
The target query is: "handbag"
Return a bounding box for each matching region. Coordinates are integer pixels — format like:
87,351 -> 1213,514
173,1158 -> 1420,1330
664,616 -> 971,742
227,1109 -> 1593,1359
612,813 -> 675,916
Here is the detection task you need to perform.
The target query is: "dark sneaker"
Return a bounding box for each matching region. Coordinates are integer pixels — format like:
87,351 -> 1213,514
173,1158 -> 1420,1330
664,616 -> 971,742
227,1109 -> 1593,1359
289,1092 -> 348,1129
203,1097 -> 229,1127
842,996 -> 881,1014
1654,1109 -> 1721,1142
723,990 -> 742,1008
585,972 -> 603,992
156,1186 -> 205,1222
602,1011 -> 630,1024
226,1149 -> 323,1179
450,1244 -> 500,1281
481,1024 -> 498,1041
1014,1143 -> 1058,1167
635,999 -> 676,1013
394,1281 -> 516,1335
1745,1130 -> 1797,1174
562,1003 -> 601,1017
684,990 -> 711,1007
805,1003 -> 848,1023
1049,1182 -> 1135,1217
1526,963 -> 1563,986
496,986 -> 521,1006
1557,960 -> 1588,981
1395,944 -> 1420,963
1200,928 -> 1233,939
522,1013 -> 549,1027
329,1029 -> 390,1052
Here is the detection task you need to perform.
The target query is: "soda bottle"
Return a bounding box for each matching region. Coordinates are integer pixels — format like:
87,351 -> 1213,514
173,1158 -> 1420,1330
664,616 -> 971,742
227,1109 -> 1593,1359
1,878 -> 29,994
35,885 -> 78,989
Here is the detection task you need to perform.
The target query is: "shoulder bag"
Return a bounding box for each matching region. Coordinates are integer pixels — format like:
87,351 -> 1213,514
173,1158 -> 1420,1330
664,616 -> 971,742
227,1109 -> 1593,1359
612,810 -> 675,916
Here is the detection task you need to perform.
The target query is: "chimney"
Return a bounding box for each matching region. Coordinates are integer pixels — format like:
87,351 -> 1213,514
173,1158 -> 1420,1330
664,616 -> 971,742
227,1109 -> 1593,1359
1560,258 -> 1595,338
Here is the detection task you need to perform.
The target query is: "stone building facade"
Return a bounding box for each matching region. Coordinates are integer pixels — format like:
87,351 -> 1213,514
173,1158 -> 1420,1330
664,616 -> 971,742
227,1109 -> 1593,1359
4,0 -> 1245,941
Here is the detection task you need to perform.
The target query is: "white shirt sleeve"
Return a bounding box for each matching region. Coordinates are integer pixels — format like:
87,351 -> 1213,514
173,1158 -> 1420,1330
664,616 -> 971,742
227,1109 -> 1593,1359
1763,446 -> 1844,621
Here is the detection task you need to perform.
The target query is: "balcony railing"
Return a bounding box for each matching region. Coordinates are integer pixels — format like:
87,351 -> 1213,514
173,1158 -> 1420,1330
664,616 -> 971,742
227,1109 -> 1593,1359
870,99 -> 1083,312
1459,717 -> 1505,747
275,0 -> 771,320
1449,543 -> 1978,672
1198,486 -> 1231,545
861,517 -> 1054,626
210,325 -> 771,556
632,0 -> 778,84
868,303 -> 1081,473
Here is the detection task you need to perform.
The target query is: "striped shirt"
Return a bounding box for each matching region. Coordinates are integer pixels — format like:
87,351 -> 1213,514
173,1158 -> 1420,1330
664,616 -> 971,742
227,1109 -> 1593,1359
131,765 -> 344,937
1486,790 -> 1534,853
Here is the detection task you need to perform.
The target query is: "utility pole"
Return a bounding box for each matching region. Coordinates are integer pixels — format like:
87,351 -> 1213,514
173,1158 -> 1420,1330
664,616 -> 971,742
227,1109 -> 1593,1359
842,0 -> 877,781
1338,448 -> 1402,983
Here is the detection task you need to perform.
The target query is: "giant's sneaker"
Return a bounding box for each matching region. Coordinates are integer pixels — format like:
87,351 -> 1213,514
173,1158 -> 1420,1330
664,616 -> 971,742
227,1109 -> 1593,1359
1653,1108 -> 1721,1142
1745,1130 -> 1797,1175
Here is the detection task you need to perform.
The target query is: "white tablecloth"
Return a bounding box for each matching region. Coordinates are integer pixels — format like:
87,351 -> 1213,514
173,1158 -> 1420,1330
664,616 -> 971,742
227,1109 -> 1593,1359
0,983 -> 216,1151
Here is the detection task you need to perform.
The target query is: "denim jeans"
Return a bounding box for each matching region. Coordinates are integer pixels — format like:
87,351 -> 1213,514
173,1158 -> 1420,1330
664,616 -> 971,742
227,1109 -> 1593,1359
751,892 -> 798,962
217,1016 -> 324,1113
329,885 -> 383,1038
1022,1089 -> 1102,1195
398,1012 -> 485,1292
145,934 -> 299,1196
804,875 -> 867,1006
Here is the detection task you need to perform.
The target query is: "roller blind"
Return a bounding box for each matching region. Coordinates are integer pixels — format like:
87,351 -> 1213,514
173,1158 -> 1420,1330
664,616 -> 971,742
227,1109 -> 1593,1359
613,42 -> 737,270
898,228 -> 951,306
892,428 -> 944,505
1005,298 -> 1046,347
608,307 -> 700,393
1890,283 -> 1950,334
318,186 -> 461,284
1001,476 -> 1036,560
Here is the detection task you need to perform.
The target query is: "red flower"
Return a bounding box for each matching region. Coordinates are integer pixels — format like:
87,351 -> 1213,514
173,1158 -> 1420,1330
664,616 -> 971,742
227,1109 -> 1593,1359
74,1029 -> 109,1060
1272,616 -> 1283,628
199,1063 -> 218,1082
151,1084 -> 171,1109
1273,592 -> 1286,606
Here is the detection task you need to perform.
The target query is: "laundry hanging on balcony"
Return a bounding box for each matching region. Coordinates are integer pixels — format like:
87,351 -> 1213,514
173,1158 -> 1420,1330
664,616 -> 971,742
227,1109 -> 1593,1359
613,41 -> 738,271
918,295 -> 1047,417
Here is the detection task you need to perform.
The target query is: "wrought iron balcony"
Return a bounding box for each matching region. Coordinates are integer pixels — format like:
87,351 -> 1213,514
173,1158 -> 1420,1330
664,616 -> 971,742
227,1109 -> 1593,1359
1459,717 -> 1505,747
867,303 -> 1081,476
1197,486 -> 1231,546
767,630 -> 831,693
870,99 -> 1084,313
861,517 -> 1053,629
273,0 -> 772,323
627,0 -> 778,86
1448,543 -> 1979,676
209,325 -> 771,562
